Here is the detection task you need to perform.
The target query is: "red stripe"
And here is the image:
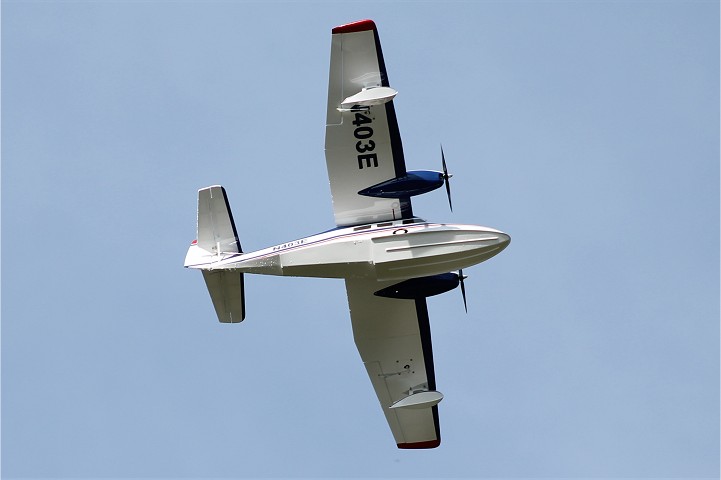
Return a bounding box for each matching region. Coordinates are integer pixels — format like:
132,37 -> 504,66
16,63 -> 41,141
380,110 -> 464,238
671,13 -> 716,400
397,439 -> 441,449
332,19 -> 376,34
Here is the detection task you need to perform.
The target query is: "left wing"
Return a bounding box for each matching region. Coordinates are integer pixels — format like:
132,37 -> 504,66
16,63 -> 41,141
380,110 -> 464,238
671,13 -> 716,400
345,278 -> 441,448
325,20 -> 413,227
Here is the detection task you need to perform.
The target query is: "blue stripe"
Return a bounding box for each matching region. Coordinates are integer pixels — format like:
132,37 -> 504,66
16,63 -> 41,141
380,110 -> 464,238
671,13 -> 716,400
372,27 -> 414,220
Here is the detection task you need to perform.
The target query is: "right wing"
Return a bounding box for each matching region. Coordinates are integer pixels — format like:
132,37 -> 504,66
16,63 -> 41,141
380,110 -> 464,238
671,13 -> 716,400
345,278 -> 441,449
325,20 -> 413,227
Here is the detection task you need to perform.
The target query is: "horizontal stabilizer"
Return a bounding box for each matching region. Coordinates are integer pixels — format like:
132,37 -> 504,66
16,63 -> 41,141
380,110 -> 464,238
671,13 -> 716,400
203,270 -> 245,323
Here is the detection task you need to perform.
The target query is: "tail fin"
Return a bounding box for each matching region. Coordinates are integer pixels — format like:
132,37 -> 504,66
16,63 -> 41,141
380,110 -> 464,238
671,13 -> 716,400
186,186 -> 246,323
197,185 -> 241,255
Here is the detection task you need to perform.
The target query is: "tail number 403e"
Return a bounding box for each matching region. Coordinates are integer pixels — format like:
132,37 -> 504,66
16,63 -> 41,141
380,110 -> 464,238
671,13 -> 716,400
354,112 -> 378,169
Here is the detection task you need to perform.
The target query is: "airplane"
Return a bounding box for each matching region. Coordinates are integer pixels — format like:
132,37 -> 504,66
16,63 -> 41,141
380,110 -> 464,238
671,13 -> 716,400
184,19 -> 510,449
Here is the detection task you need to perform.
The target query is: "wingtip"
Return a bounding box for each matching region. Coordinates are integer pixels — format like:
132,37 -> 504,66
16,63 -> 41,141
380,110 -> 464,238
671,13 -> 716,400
332,19 -> 376,34
397,439 -> 441,449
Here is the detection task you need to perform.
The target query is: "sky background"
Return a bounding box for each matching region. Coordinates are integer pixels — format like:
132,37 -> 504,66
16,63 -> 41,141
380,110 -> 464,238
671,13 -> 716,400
2,1 -> 719,478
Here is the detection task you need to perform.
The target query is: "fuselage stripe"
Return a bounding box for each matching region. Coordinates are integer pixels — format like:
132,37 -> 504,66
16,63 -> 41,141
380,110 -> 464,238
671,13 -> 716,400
215,222 -> 437,267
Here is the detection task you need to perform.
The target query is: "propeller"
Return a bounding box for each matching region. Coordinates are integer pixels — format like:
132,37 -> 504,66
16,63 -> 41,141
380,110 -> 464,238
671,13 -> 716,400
458,269 -> 468,313
441,145 -> 453,211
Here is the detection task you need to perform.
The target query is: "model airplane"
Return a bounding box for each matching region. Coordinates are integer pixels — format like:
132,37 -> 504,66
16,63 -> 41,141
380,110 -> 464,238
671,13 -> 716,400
184,19 -> 510,449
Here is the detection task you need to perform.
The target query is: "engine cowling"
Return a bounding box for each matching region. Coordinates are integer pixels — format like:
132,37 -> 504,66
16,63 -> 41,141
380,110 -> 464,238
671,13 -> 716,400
358,170 -> 444,199
374,273 -> 460,299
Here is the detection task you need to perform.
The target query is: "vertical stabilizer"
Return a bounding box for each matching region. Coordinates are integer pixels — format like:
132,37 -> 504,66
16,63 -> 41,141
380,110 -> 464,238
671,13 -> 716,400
197,185 -> 241,255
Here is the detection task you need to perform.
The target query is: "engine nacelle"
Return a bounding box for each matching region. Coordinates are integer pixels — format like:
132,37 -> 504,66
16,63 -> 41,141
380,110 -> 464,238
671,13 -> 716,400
374,272 -> 460,299
358,170 -> 444,199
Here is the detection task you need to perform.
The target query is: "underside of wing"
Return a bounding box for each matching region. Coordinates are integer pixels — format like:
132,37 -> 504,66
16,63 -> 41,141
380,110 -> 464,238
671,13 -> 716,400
325,20 -> 413,227
345,277 -> 441,449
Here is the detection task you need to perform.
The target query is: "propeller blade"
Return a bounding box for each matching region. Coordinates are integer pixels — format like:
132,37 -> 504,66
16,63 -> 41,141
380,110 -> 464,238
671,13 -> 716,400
458,269 -> 468,313
441,145 -> 448,175
441,145 -> 453,211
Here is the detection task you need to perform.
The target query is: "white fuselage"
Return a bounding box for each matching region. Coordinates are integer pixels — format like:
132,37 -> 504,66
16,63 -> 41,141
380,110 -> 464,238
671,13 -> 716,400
185,218 -> 510,282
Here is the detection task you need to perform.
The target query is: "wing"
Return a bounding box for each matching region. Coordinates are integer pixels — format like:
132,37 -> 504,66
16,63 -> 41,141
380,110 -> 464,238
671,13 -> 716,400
345,278 -> 441,449
325,20 -> 413,227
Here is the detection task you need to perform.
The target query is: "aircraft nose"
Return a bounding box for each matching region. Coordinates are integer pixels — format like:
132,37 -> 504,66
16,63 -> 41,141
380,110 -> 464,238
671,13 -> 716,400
497,232 -> 511,250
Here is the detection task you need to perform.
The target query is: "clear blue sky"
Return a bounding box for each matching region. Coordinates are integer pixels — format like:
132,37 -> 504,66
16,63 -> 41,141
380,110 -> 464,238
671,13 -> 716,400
3,1 -> 719,478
